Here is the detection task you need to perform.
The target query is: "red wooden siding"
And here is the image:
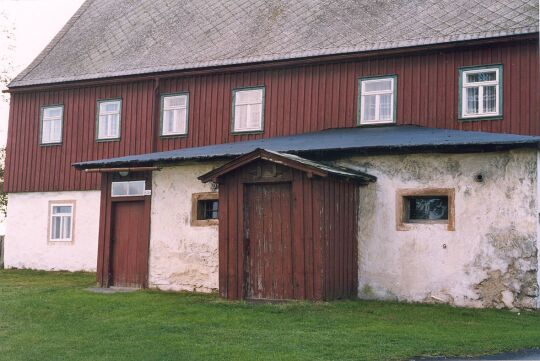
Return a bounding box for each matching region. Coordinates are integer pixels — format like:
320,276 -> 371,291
5,38 -> 539,193
218,159 -> 359,300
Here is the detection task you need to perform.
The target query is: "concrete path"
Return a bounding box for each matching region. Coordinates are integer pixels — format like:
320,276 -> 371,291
412,349 -> 540,360
86,287 -> 139,294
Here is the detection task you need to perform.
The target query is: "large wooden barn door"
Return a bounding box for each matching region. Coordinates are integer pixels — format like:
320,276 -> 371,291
109,200 -> 148,287
244,182 -> 294,300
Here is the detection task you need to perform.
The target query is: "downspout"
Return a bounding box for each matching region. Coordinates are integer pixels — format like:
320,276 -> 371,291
152,77 -> 160,153
537,149 -> 540,309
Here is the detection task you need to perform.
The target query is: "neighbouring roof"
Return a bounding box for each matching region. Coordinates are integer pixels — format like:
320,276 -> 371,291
198,148 -> 377,184
73,125 -> 540,169
10,0 -> 539,88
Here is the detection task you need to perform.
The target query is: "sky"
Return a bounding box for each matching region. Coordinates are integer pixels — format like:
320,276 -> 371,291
0,0 -> 85,146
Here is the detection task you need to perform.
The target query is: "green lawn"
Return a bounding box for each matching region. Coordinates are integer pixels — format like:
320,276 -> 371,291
0,270 -> 538,361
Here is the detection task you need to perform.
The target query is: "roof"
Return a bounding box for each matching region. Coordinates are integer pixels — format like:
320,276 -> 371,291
198,148 -> 377,184
73,125 -> 540,169
10,0 -> 539,88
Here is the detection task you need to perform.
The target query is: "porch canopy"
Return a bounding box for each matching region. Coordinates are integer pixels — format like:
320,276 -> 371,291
73,125 -> 540,171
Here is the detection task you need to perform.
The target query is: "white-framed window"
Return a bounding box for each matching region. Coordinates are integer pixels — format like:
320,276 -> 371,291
359,76 -> 396,125
41,105 -> 63,144
460,66 -> 502,119
97,99 -> 121,140
49,203 -> 74,242
111,180 -> 146,197
161,93 -> 188,136
232,87 -> 264,133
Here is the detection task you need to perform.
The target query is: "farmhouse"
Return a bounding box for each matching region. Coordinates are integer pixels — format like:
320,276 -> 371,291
3,0 -> 540,308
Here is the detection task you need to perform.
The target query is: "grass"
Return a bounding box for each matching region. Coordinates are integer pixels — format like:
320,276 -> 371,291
0,270 -> 538,361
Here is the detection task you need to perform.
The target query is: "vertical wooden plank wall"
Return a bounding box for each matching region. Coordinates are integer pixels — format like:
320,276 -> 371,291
317,178 -> 359,300
218,163 -> 359,301
5,39 -> 539,193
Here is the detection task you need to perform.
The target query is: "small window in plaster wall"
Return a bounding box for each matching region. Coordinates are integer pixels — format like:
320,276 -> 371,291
48,201 -> 75,242
396,189 -> 455,231
191,192 -> 219,226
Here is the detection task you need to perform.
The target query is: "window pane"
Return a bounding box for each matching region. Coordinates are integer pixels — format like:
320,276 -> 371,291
53,205 -> 72,214
363,79 -> 392,92
379,94 -> 392,120
128,181 -> 145,196
110,114 -> 119,137
236,89 -> 262,104
408,197 -> 448,220
247,104 -> 262,129
362,95 -> 376,121
199,200 -> 219,220
42,120 -> 52,142
483,85 -> 497,113
111,182 -> 128,196
163,95 -> 186,108
100,101 -> 120,113
62,215 -> 72,239
51,216 -> 61,239
235,104 -> 249,130
466,71 -> 496,83
163,108 -> 187,135
44,107 -> 62,119
466,87 -> 479,114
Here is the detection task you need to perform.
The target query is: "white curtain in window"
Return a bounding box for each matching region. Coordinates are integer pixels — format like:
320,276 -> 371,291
234,89 -> 263,132
162,95 -> 188,135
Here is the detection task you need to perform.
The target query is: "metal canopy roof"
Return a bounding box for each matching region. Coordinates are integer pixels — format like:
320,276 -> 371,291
73,125 -> 540,170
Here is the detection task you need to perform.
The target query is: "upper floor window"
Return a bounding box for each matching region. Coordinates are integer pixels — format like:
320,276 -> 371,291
232,87 -> 264,133
49,202 -> 74,242
161,93 -> 188,136
358,76 -> 397,125
97,99 -> 121,140
40,105 -> 63,145
459,66 -> 502,119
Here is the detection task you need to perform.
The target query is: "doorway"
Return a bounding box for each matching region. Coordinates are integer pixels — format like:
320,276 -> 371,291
244,182 -> 294,300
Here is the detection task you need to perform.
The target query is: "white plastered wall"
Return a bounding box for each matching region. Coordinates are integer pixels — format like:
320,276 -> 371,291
337,149 -> 539,309
4,191 -> 100,271
149,162 -> 224,292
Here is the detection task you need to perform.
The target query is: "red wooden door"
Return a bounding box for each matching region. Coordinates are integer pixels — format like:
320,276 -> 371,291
244,182 -> 294,300
110,200 -> 148,287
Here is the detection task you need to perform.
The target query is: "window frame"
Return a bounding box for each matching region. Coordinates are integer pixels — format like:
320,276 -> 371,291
160,92 -> 189,138
458,64 -> 503,121
191,192 -> 219,226
231,86 -> 265,134
357,75 -> 398,126
96,98 -> 122,142
396,188 -> 455,231
48,200 -> 75,243
39,104 -> 64,146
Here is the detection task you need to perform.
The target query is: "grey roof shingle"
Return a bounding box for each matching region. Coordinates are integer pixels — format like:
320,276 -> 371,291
73,125 -> 540,169
10,0 -> 539,88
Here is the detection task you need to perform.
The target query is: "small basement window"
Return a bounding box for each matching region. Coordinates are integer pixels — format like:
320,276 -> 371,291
49,202 -> 74,242
41,105 -> 63,145
459,66 -> 502,119
191,192 -> 219,226
397,189 -> 455,231
404,196 -> 448,222
111,180 -> 146,197
358,76 -> 397,125
232,87 -> 264,133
